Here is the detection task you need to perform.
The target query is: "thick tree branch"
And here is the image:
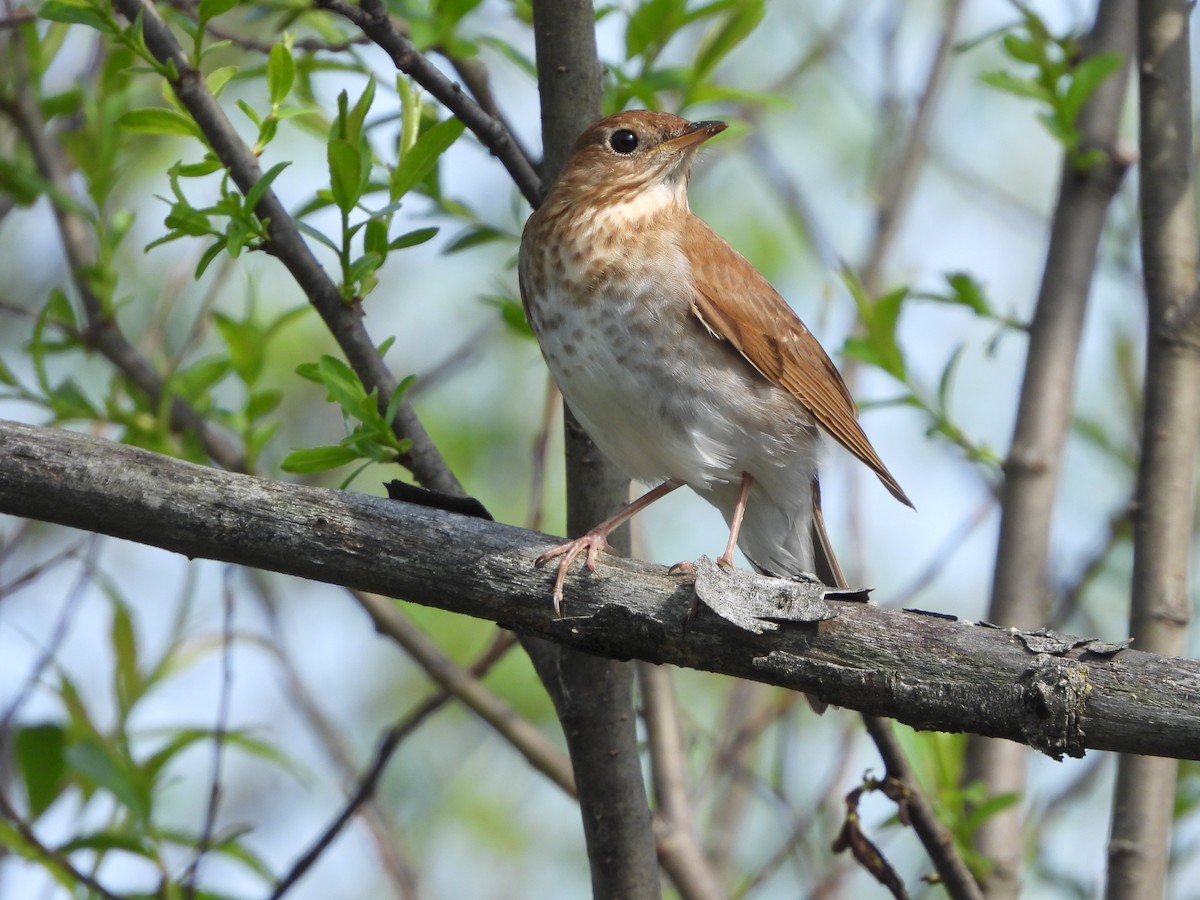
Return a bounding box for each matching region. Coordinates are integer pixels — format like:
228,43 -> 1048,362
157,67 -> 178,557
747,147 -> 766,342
965,2 -> 1135,894
521,4 -> 663,899
2,418 -> 1198,762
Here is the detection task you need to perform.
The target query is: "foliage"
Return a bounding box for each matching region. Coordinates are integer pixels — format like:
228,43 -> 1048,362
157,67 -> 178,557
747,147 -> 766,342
0,1 -> 1185,899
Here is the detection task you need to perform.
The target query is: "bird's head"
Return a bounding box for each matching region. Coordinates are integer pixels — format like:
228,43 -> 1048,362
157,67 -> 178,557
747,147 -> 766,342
545,111 -> 728,214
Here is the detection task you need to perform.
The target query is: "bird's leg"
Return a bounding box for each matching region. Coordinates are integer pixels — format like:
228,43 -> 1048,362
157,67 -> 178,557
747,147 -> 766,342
537,479 -> 684,613
717,472 -> 754,569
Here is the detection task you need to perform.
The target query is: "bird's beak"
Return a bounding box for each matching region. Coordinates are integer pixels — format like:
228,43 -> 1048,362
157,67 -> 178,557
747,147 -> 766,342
656,120 -> 728,154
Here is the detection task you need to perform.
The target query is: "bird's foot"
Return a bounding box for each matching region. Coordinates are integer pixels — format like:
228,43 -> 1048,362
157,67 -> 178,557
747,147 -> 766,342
536,530 -> 617,615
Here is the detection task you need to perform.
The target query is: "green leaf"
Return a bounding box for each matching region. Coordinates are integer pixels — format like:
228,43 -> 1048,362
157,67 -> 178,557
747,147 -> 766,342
315,354 -> 369,415
66,738 -> 152,826
206,65 -> 239,98
173,157 -> 224,178
349,251 -> 383,285
111,600 -> 141,712
937,344 -> 965,412
236,98 -> 262,128
693,0 -> 763,79
246,388 -> 282,420
443,223 -> 507,253
197,0 -> 239,22
267,42 -> 296,107
390,226 -> 439,250
296,220 -> 341,254
281,445 -> 362,473
482,294 -> 533,339
382,374 -> 415,428
174,355 -> 231,400
0,355 -> 20,387
243,160 -> 290,213
194,239 -> 226,279
944,272 -> 992,317
39,0 -> 112,32
0,156 -> 45,207
345,79 -> 376,145
1001,33 -> 1041,65
48,378 -> 99,419
390,116 -> 465,201
979,70 -> 1053,104
1062,51 -> 1124,124
214,312 -> 265,384
625,0 -> 685,59
15,723 -> 67,818
58,830 -> 154,856
364,217 -> 389,258
327,138 -> 364,213
117,107 -> 201,139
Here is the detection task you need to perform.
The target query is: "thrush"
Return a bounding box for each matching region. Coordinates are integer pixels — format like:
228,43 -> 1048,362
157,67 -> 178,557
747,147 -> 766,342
519,110 -> 912,612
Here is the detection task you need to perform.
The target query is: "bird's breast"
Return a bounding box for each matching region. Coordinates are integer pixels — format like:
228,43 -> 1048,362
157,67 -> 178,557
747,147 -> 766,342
519,210 -> 814,488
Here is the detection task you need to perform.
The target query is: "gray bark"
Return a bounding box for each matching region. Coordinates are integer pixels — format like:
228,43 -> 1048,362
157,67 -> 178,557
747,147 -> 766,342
2,418 -> 1198,761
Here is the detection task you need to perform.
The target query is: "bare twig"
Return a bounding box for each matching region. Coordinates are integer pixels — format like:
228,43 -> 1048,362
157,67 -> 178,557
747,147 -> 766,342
639,662 -> 724,900
182,567 -> 236,898
889,493 -> 997,607
860,0 -> 965,296
862,716 -> 983,900
267,633 -> 515,900
0,537 -> 100,734
526,377 -> 559,533
1105,2 -> 1200,898
705,679 -> 769,881
964,3 -> 1136,893
816,498 -> 984,899
0,790 -> 121,900
831,774 -> 912,900
243,571 -> 420,899
349,589 -> 574,794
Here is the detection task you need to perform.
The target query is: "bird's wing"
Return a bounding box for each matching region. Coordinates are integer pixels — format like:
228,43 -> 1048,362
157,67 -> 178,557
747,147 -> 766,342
681,218 -> 913,508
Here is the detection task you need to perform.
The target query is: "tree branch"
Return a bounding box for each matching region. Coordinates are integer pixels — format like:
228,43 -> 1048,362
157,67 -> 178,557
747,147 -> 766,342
964,2 -> 1136,893
1106,2 -> 1200,897
640,661 -> 724,900
0,38 -> 246,472
315,0 -> 542,206
111,0 -> 462,495
520,4 -> 662,898
2,417 -> 1198,762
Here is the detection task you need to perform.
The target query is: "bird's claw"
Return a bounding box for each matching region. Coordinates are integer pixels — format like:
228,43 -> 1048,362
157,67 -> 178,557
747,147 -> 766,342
667,560 -> 696,575
536,531 -> 617,614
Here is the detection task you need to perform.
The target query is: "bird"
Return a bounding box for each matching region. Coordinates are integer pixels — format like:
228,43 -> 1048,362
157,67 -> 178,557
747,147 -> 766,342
518,110 -> 912,613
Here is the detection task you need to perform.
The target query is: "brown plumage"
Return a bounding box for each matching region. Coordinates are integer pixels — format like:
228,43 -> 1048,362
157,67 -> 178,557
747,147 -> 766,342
519,110 -> 911,611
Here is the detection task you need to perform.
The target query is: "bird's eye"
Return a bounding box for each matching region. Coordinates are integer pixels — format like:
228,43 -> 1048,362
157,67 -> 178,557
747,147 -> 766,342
609,129 -> 639,154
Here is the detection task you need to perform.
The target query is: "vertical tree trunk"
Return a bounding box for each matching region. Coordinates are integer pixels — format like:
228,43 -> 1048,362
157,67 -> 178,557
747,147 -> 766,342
963,3 -> 1135,895
523,3 -> 662,897
1106,3 -> 1200,897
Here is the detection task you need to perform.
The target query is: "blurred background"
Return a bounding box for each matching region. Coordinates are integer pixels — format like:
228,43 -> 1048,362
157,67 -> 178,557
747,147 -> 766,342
1,0 -> 1196,897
